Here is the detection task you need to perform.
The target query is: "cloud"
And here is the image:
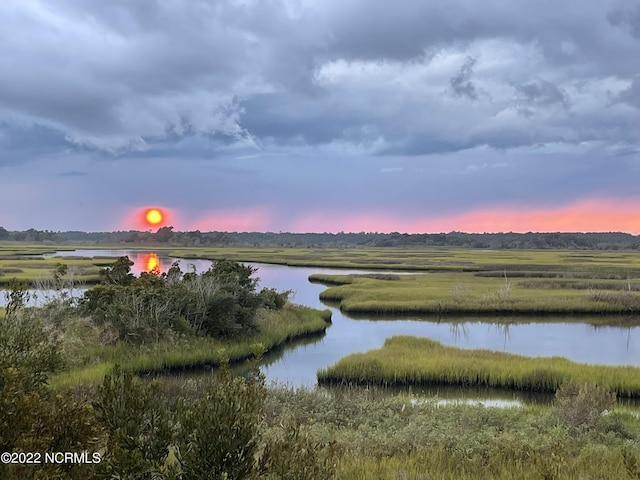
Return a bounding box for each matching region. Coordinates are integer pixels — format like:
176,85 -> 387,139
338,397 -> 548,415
450,56 -> 479,100
607,4 -> 640,39
0,0 -> 638,159
516,79 -> 568,108
615,77 -> 640,110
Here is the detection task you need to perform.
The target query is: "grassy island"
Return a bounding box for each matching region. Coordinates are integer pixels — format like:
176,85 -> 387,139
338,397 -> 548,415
318,336 -> 640,397
310,269 -> 640,316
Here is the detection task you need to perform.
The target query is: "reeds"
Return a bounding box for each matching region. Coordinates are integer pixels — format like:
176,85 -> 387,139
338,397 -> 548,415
318,336 -> 640,397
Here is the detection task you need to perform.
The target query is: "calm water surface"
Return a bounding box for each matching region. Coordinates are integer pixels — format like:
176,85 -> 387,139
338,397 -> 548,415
7,250 -> 640,397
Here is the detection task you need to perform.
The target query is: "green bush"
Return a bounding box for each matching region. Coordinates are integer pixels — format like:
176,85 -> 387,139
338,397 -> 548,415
92,365 -> 175,479
175,362 -> 265,479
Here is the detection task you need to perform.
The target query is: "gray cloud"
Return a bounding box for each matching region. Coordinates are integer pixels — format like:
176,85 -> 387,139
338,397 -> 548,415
516,80 -> 568,108
450,56 -> 479,100
1,0 -> 639,158
615,77 -> 640,110
608,5 -> 640,39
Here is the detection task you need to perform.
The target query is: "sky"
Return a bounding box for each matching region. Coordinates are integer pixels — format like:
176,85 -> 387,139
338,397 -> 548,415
1,0 -> 640,234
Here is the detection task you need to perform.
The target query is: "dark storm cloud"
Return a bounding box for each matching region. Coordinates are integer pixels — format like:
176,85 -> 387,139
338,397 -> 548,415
1,0 -> 639,158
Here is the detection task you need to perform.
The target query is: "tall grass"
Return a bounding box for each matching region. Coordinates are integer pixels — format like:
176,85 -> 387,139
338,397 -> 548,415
50,305 -> 331,389
318,336 -> 640,397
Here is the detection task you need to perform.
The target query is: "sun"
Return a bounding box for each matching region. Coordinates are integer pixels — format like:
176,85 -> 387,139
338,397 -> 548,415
145,208 -> 164,226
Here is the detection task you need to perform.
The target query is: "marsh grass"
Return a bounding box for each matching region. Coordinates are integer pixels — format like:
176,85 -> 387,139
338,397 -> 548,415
166,246 -> 640,272
0,257 -> 103,286
318,336 -> 640,397
310,270 -> 640,316
50,305 -> 331,389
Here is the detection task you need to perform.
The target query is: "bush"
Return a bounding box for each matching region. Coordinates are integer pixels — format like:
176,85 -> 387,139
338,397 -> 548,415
259,287 -> 293,310
92,365 -> 175,479
554,380 -> 616,432
81,258 -> 279,342
175,361 -> 266,479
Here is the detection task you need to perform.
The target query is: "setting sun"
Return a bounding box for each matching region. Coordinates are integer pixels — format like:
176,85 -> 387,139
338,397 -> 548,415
145,208 -> 164,226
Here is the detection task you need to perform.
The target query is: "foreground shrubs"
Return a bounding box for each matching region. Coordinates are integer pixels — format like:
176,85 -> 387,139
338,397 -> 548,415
263,385 -> 640,480
0,290 -> 100,479
175,360 -> 265,479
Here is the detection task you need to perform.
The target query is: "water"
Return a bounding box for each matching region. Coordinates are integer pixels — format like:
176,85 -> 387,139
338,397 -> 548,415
7,250 -> 640,404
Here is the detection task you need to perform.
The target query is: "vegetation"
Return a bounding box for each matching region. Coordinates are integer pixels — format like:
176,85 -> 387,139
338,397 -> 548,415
310,268 -> 640,316
1,247 -> 640,478
51,305 -> 331,389
0,255 -> 330,389
264,384 -> 640,479
318,336 -> 640,397
4,331 -> 640,480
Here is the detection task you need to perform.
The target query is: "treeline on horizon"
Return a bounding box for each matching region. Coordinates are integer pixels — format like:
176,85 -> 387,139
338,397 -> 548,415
1,225 -> 640,250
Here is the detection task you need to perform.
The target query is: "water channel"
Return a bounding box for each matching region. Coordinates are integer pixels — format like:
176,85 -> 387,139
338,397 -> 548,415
6,249 -> 640,407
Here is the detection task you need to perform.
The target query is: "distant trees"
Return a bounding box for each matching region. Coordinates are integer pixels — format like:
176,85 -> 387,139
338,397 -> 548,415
1,224 -> 640,250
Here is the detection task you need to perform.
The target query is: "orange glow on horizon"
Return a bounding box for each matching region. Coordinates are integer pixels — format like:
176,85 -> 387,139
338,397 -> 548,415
289,198 -> 640,234
119,198 -> 640,234
190,207 -> 272,232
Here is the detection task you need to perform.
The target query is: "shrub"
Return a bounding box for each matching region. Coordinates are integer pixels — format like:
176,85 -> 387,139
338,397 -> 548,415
93,365 -> 174,479
554,380 -> 615,432
174,361 -> 266,479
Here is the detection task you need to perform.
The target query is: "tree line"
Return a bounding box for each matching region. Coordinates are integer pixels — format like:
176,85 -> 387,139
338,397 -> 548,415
1,225 -> 640,249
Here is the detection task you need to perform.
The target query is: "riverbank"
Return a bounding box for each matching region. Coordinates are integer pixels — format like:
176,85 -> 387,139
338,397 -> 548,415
318,336 -> 640,397
50,305 -> 331,389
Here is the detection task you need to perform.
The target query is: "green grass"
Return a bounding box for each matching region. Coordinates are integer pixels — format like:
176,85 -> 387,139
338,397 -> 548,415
310,270 -> 640,316
318,336 -> 640,397
50,305 -> 331,389
0,256 -> 104,286
167,246 -> 640,273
